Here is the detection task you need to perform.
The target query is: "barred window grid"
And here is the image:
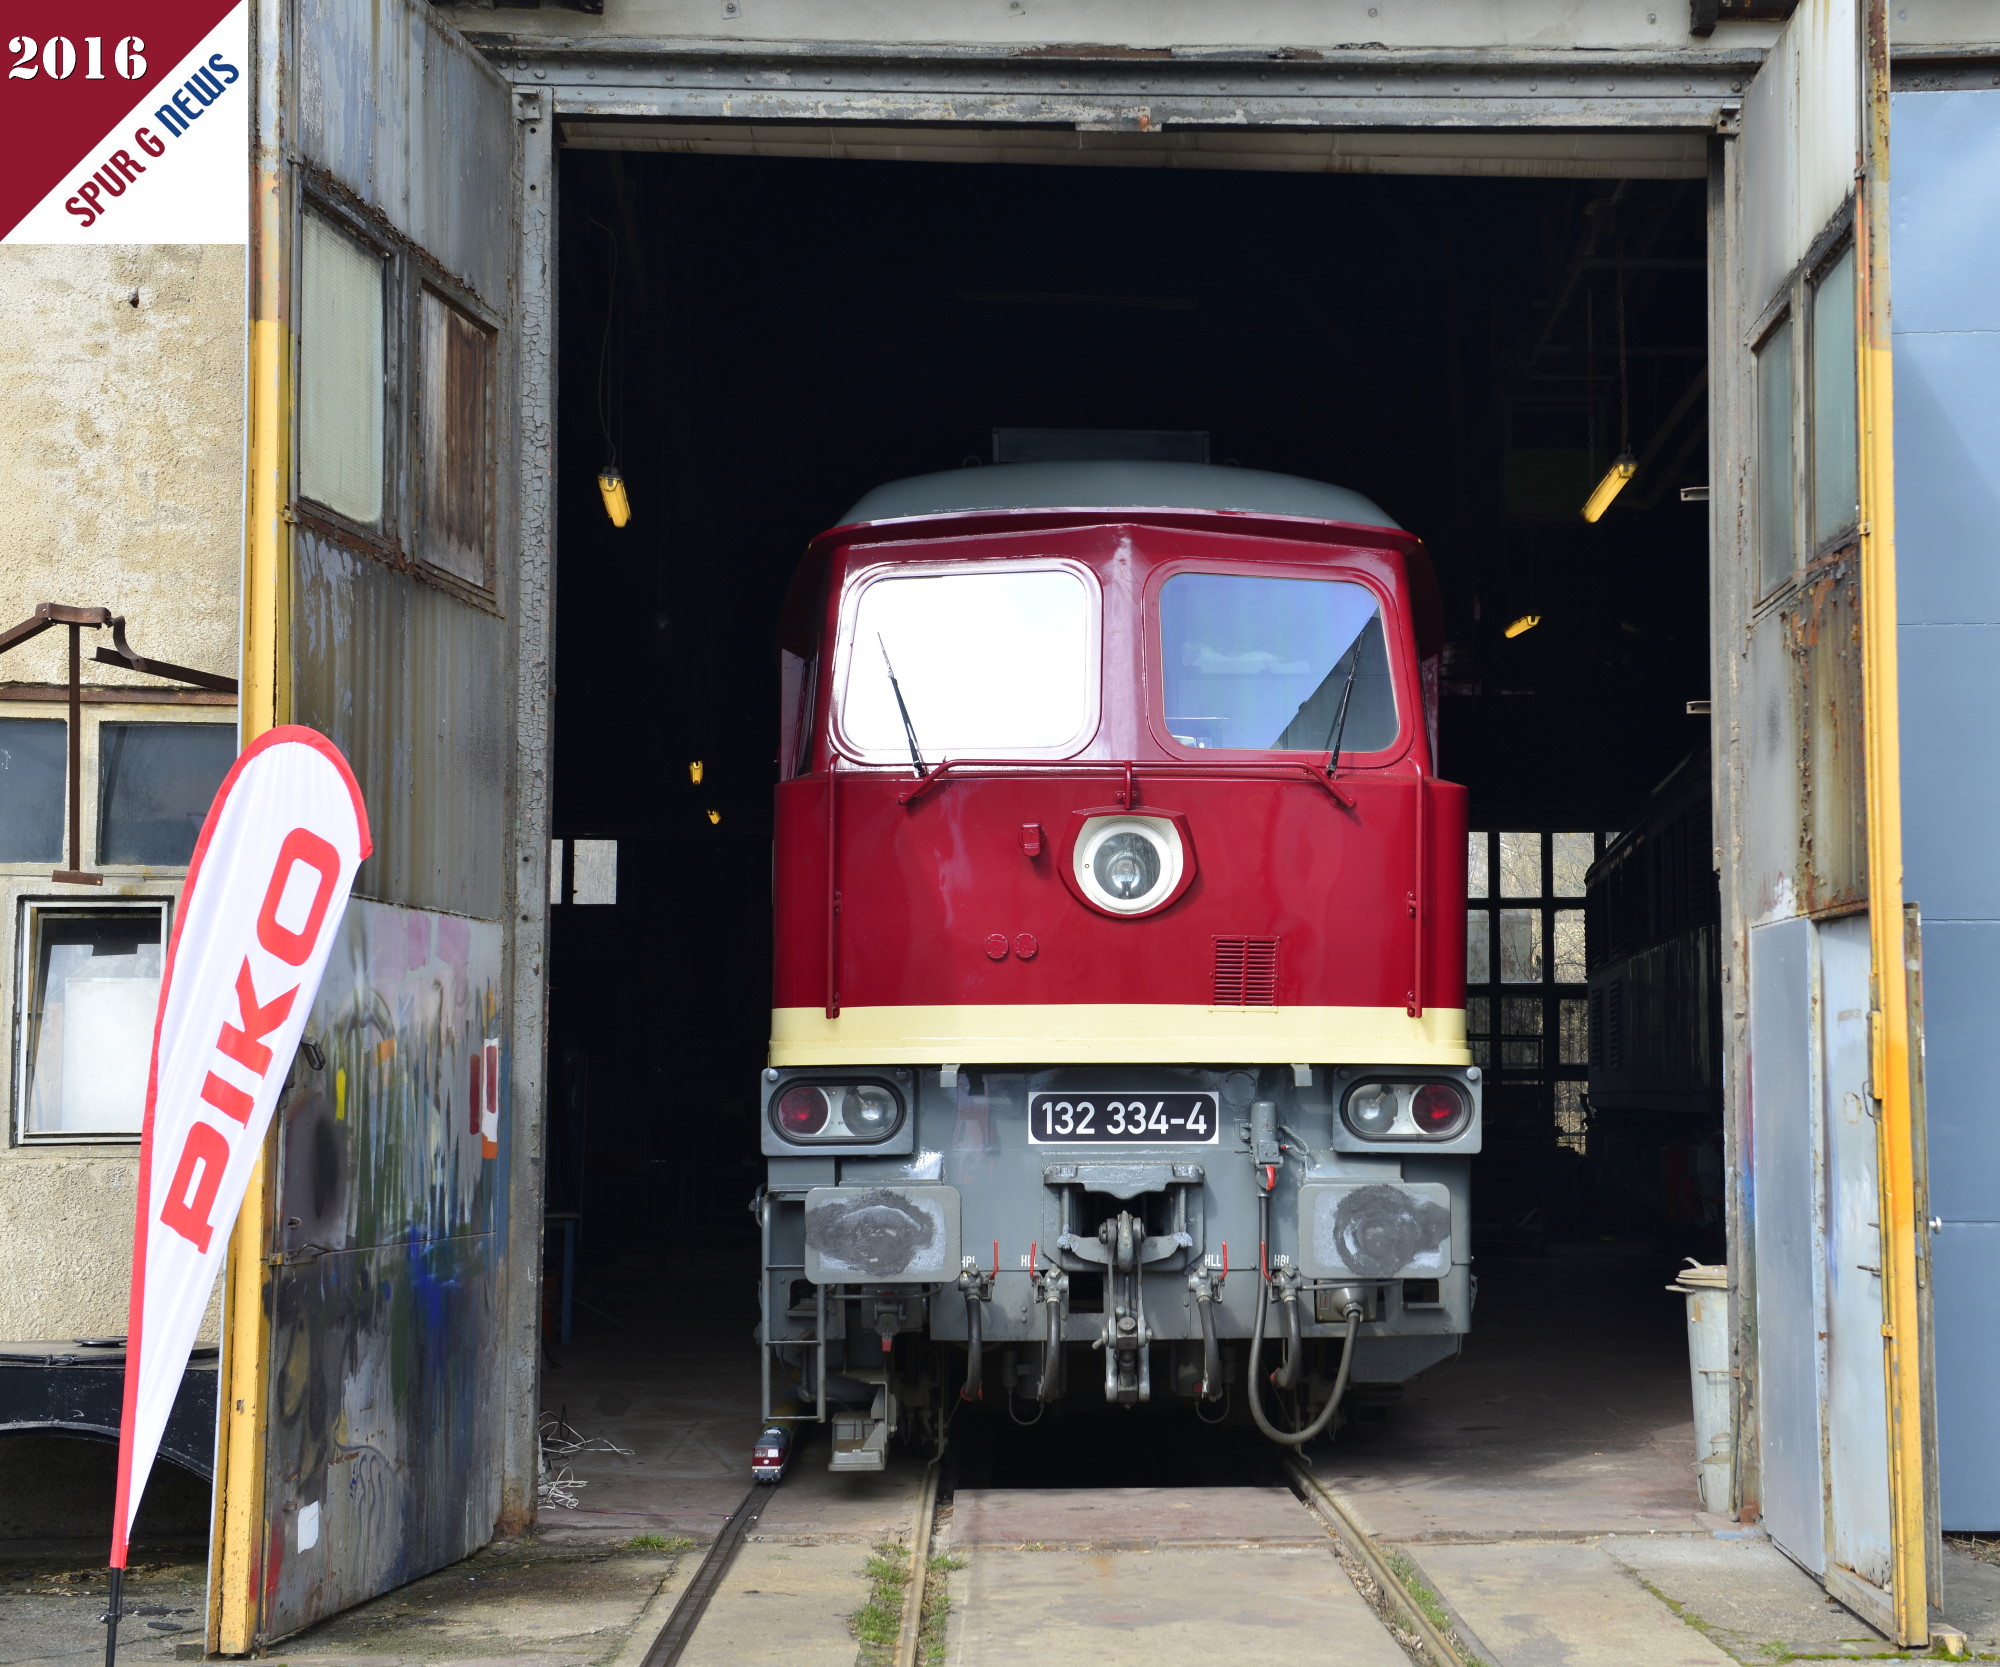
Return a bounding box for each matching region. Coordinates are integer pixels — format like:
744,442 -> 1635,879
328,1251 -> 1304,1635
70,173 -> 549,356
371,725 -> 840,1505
1464,829 -> 1612,1156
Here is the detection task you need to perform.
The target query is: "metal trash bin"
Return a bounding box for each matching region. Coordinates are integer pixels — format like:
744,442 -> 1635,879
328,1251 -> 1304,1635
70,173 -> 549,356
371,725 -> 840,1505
1671,1261 -> 1732,1514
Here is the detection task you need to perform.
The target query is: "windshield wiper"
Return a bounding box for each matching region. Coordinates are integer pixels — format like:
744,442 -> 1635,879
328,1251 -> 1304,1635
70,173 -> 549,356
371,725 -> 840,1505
877,635 -> 927,776
1322,645 -> 1361,778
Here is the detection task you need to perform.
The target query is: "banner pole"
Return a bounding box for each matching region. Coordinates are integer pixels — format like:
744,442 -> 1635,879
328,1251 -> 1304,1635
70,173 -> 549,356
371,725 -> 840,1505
103,1566 -> 124,1667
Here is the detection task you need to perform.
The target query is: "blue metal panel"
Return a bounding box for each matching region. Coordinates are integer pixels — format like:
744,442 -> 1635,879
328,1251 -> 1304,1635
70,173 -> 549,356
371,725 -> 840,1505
1894,86 -> 2000,1530
1750,916 -> 1825,1573
1896,628 -> 2000,921
1891,333 -> 2000,625
1933,1224 -> 2000,1529
1890,93 -> 2000,336
1903,922 -> 2000,1228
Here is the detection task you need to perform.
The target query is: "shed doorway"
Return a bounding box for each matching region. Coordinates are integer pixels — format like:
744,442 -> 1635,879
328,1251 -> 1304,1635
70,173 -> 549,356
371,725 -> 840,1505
540,146 -> 1720,1525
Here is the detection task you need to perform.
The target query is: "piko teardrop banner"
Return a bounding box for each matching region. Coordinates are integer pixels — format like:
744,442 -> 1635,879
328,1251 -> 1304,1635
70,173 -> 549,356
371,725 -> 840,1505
1,2 -> 247,244
110,726 -> 370,1568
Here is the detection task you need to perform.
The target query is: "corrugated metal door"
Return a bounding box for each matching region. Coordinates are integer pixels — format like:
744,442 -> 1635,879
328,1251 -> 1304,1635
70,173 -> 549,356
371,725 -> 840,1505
1726,0 -> 1930,1643
209,0 -> 532,1647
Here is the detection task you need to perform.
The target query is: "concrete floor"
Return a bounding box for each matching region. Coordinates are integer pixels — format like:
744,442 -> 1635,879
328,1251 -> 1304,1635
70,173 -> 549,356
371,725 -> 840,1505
9,1242 -> 1999,1663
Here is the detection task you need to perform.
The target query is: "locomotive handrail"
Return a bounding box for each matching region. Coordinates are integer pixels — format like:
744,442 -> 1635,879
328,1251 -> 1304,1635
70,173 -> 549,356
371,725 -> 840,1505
887,756 -> 1356,810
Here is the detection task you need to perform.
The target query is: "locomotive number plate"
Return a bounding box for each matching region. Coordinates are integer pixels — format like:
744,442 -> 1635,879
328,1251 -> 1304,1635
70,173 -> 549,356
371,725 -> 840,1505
1027,1092 -> 1220,1144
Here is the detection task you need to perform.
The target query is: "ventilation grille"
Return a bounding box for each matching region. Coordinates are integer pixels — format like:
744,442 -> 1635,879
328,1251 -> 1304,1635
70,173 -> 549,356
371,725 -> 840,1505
1213,936 -> 1280,1006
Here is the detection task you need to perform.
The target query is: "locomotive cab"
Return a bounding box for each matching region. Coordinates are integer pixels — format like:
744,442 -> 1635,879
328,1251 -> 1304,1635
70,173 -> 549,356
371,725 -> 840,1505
758,460 -> 1474,1463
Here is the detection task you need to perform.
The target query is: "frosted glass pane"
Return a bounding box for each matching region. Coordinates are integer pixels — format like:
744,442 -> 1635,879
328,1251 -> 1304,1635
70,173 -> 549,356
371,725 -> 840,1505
1498,909 -> 1541,982
1467,833 -> 1488,899
57,978 -> 158,1131
1551,832 -> 1594,897
419,289 -> 493,585
0,718 -> 64,861
573,839 -> 618,905
1467,910 -> 1490,984
299,214 -> 384,523
1554,909 -> 1587,981
98,722 -> 234,866
1756,319 -> 1795,593
1499,832 -> 1542,898
21,907 -> 164,1137
1812,247 -> 1859,546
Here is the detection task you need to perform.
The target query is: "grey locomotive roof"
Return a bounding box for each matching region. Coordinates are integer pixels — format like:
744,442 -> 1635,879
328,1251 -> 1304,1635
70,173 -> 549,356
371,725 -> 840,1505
840,460 -> 1401,530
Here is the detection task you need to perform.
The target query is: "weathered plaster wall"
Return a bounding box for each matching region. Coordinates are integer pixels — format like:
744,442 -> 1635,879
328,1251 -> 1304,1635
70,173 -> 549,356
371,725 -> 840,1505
0,243 -> 243,686
0,242 -> 243,1345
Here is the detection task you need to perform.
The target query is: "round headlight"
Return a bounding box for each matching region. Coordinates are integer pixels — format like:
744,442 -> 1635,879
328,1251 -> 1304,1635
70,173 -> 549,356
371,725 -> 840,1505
777,1085 -> 829,1136
1343,1084 -> 1398,1138
844,1085 -> 898,1136
1074,816 -> 1183,916
1093,832 -> 1161,901
1411,1082 -> 1469,1138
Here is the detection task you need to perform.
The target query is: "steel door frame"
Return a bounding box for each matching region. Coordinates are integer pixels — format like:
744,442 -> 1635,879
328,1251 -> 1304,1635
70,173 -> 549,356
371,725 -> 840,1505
481,24 -> 1932,1631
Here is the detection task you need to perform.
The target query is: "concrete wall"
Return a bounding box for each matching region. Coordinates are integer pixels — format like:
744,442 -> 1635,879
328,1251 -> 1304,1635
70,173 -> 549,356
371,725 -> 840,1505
0,242 -> 243,1343
445,0 -> 1793,51
1892,88 -> 2000,1532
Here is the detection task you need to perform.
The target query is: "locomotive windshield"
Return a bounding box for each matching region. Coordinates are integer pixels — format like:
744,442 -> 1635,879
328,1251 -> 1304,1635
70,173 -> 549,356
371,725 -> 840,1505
838,564 -> 1096,759
1159,573 -> 1398,753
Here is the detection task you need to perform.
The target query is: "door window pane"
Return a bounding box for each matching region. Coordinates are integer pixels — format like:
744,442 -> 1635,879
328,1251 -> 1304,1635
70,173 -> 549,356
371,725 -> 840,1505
1158,573 -> 1396,753
300,213 -> 386,524
1498,909 -> 1542,982
1553,909 -> 1587,981
1811,247 -> 1859,547
1500,1000 -> 1543,1069
1756,319 -> 1796,593
98,723 -> 235,866
1551,832 -> 1594,897
419,289 -> 494,586
0,718 -> 64,861
1466,994 -> 1490,1036
1499,832 -> 1542,897
1467,832 -> 1488,899
1559,998 -> 1590,1065
18,904 -> 164,1137
1466,910 -> 1490,983
841,566 -> 1095,757
1554,1080 -> 1588,1153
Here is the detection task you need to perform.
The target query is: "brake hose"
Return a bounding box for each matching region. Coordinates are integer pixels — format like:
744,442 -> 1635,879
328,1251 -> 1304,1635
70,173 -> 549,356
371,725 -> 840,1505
961,1291 -> 984,1402
1249,1189 -> 1362,1445
1038,1285 -> 1063,1403
1196,1283 -> 1222,1400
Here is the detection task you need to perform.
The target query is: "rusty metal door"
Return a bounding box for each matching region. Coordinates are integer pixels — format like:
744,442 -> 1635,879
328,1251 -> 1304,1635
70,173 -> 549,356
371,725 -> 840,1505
1725,0 -> 1930,1644
208,0 -> 540,1648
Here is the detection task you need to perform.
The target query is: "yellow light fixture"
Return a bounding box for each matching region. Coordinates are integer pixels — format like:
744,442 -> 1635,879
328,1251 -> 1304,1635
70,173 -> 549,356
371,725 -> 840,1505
689,761 -> 704,785
598,466 -> 632,527
1582,452 -> 1637,523
1504,614 -> 1542,640
707,809 -> 722,826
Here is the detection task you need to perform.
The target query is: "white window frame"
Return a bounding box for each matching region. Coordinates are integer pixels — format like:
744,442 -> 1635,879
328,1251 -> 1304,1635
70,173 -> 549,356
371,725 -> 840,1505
12,894 -> 173,1146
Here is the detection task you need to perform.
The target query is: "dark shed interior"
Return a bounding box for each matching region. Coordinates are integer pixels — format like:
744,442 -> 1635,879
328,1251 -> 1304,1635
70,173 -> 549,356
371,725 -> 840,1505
543,150 -> 1723,1433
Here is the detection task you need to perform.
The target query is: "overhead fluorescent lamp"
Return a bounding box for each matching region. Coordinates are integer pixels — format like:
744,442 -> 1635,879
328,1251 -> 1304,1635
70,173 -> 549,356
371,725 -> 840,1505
1582,453 -> 1637,523
598,467 -> 632,527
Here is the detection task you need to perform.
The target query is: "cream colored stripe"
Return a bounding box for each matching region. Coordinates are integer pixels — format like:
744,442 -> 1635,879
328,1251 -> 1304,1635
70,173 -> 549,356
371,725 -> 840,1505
770,1003 -> 1469,1067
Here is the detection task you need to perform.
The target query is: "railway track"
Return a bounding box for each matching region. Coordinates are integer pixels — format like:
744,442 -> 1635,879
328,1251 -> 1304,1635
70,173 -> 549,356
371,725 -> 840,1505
635,1445 -> 1477,1667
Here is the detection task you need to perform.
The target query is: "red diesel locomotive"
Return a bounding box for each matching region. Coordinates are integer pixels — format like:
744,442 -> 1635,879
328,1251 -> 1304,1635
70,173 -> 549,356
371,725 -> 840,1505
756,460 -> 1475,1467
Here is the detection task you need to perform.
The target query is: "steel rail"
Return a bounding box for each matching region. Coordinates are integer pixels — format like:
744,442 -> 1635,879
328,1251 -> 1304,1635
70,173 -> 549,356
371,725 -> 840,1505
637,1483 -> 776,1667
1283,1457 -> 1472,1667
892,1458 -> 942,1667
